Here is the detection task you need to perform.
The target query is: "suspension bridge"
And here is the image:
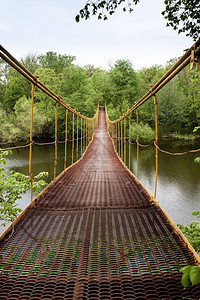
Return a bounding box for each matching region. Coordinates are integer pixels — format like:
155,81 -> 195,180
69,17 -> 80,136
0,40 -> 200,299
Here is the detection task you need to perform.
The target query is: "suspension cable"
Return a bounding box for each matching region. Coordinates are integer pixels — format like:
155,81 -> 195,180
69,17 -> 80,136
124,117 -> 126,165
77,115 -> 79,161
29,82 -> 35,202
84,119 -> 86,153
118,122 -> 120,157
64,109 -> 68,169
154,95 -> 158,199
72,113 -> 74,165
136,108 -> 139,179
129,114 -> 131,170
81,118 -> 83,154
121,120 -> 123,161
54,102 -> 58,180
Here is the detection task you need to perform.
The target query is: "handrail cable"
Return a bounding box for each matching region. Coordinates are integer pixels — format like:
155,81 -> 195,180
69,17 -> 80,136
111,134 -> 200,154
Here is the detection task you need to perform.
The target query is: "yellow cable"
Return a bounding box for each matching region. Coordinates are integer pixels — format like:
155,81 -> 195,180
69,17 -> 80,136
129,114 -> 131,170
29,83 -> 35,202
76,115 -> 79,161
154,95 -> 158,199
81,117 -> 83,155
72,113 -> 74,164
54,102 -> 58,180
124,117 -> 126,164
64,109 -> 68,169
121,120 -> 123,160
136,109 -> 139,178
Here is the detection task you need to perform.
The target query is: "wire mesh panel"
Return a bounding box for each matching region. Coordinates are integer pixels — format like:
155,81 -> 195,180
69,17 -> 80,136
1,207 -> 200,299
0,107 -> 200,299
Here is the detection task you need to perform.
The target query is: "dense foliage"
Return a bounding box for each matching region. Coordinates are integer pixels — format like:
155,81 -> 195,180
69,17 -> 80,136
162,0 -> 200,40
0,53 -> 199,144
76,0 -> 200,40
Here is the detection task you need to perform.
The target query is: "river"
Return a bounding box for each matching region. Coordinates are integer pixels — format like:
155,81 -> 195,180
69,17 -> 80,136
0,139 -> 200,235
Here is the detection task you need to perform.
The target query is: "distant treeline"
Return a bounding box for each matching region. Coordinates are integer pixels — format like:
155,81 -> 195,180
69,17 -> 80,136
0,52 -> 199,143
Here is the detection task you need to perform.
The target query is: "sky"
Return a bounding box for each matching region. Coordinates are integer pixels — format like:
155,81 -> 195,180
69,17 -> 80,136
0,0 -> 195,70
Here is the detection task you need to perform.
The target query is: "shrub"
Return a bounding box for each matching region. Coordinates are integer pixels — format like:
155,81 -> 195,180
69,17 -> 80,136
131,122 -> 155,144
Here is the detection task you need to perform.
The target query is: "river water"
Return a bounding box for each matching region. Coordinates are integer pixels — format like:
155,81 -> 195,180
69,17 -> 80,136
1,139 -> 200,234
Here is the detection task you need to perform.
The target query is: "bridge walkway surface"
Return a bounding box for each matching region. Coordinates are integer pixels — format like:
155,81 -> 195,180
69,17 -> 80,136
0,107 -> 200,299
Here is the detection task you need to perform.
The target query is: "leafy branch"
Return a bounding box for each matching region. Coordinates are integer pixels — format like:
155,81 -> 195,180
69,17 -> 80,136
161,0 -> 200,40
178,211 -> 200,288
76,0 -> 200,40
180,265 -> 200,288
178,211 -> 200,252
0,150 -> 48,226
75,0 -> 140,22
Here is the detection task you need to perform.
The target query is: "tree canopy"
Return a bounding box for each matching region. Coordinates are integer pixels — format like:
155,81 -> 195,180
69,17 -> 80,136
0,52 -> 200,144
76,0 -> 200,40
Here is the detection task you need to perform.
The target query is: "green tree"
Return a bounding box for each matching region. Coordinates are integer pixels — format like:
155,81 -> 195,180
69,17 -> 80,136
136,65 -> 165,127
38,52 -> 76,75
13,96 -> 52,141
0,58 -> 13,84
157,78 -> 184,133
61,65 -> 88,96
2,67 -> 32,112
1,54 -> 39,111
0,105 -> 20,143
136,61 -> 200,135
84,64 -> 103,78
108,59 -> 138,106
137,65 -> 165,96
20,53 -> 39,74
32,67 -> 62,138
3,75 -> 27,111
90,69 -> 111,105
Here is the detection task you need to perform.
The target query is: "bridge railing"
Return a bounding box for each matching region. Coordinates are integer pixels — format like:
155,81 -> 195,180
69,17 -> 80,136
0,45 -> 99,202
106,37 -> 200,199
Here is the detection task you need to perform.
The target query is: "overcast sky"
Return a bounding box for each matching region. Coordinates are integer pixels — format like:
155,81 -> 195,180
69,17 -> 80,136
0,0 -> 195,70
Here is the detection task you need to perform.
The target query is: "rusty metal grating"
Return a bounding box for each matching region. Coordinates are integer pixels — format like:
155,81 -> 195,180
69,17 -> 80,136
0,207 -> 194,277
0,107 -> 200,299
0,274 -> 200,299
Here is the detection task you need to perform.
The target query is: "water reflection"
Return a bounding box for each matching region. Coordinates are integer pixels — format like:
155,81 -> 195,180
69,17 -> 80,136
128,141 -> 200,226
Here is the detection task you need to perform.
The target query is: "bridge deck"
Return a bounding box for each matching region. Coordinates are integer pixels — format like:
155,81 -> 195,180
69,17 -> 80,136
0,107 -> 200,299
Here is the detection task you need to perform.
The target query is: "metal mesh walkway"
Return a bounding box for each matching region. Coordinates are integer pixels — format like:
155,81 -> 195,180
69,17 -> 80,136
0,107 -> 200,299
